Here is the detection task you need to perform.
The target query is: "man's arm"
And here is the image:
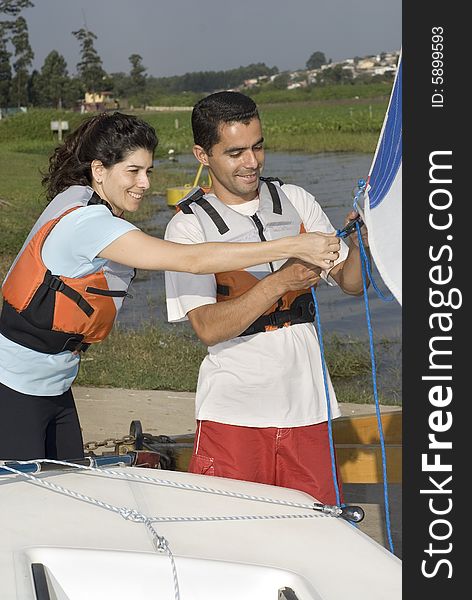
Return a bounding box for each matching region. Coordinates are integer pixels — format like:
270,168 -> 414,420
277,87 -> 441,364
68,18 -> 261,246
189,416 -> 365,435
328,210 -> 371,295
188,259 -> 321,346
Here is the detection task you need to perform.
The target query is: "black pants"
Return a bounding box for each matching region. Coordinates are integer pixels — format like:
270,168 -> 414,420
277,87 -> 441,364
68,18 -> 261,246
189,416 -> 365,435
0,381 -> 84,461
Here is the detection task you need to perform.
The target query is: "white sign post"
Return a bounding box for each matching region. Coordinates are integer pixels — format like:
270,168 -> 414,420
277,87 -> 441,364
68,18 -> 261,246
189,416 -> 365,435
50,120 -> 69,141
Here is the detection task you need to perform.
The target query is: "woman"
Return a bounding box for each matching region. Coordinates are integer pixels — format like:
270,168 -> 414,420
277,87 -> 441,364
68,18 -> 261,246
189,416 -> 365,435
0,112 -> 340,461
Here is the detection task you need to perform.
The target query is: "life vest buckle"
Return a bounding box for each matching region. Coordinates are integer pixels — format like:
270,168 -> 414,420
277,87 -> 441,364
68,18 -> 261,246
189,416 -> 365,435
48,276 -> 66,292
239,293 -> 316,337
268,311 -> 291,328
74,341 -> 90,353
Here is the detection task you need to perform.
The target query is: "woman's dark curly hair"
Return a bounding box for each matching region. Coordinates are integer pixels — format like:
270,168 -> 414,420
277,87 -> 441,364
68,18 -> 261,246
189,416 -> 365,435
42,112 -> 158,201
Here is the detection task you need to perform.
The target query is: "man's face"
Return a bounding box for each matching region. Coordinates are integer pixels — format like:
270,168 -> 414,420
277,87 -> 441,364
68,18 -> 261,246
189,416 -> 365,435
195,118 -> 265,204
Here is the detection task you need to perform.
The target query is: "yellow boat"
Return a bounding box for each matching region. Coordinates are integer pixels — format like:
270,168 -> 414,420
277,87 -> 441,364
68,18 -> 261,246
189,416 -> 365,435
166,162 -> 211,207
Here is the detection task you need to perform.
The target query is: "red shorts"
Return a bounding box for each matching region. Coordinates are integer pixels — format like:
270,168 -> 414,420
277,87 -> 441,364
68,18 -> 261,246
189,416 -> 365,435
189,420 -> 343,505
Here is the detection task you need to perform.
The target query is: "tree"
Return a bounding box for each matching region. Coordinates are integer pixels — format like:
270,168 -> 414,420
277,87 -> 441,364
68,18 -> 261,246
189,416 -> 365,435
0,24 -> 11,106
0,0 -> 34,106
271,72 -> 290,90
306,51 -> 327,70
109,71 -> 131,98
129,53 -> 146,94
72,27 -> 106,93
37,50 -> 69,108
10,15 -> 33,106
0,0 -> 33,16
25,66 -> 39,104
317,64 -> 353,86
62,76 -> 85,109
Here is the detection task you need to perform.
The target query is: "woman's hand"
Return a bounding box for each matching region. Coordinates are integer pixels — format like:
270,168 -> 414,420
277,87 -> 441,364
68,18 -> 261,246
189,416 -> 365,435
291,231 -> 340,269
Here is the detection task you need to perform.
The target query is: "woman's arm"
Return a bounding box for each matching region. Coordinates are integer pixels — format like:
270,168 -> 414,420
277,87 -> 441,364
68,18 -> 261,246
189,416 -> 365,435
98,229 -> 340,274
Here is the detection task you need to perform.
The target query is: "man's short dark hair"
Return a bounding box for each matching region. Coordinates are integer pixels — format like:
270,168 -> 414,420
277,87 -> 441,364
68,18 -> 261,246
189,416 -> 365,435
192,91 -> 259,154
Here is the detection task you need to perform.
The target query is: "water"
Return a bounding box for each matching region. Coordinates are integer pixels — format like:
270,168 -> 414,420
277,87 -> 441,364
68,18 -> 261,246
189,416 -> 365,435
118,151 -> 401,344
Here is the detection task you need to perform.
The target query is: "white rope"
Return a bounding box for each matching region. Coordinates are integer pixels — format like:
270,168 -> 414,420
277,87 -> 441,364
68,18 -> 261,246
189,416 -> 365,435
147,513 -> 325,524
11,459 -> 326,513
3,460 -> 341,599
2,463 -> 181,600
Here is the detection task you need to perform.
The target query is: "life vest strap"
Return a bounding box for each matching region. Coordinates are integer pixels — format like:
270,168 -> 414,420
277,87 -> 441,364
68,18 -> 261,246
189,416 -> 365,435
178,188 -> 206,213
0,300 -> 90,354
87,191 -> 114,214
239,292 -> 315,337
216,284 -> 230,296
179,177 -> 286,234
179,188 -> 230,235
260,178 -> 283,214
46,274 -> 94,318
85,286 -> 129,298
196,197 -> 230,234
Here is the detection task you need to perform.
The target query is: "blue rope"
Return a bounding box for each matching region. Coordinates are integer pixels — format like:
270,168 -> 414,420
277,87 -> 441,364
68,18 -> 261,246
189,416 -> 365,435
310,286 -> 342,507
351,178 -> 394,303
311,191 -> 396,552
355,221 -> 394,553
358,242 -> 394,302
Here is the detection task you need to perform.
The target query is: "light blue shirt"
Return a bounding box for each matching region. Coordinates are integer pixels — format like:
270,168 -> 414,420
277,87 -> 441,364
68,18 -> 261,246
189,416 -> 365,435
0,202 -> 137,396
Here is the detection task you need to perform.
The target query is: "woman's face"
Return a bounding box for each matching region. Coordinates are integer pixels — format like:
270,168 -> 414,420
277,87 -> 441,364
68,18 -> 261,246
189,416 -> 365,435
92,148 -> 154,215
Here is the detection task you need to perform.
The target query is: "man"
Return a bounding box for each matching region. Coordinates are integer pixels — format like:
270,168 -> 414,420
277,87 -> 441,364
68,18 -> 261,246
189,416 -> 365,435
164,91 -> 369,504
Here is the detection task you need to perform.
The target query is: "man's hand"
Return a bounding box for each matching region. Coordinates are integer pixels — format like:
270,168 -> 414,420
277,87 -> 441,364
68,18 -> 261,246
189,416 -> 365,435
293,231 -> 340,269
343,210 -> 369,249
274,258 -> 322,293
188,258 -> 323,346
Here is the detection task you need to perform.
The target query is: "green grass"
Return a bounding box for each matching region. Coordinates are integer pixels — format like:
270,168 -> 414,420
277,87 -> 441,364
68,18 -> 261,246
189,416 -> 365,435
0,147 -> 48,254
75,324 -> 207,391
144,82 -> 393,107
72,325 -> 401,405
324,335 -> 371,378
251,82 -> 393,104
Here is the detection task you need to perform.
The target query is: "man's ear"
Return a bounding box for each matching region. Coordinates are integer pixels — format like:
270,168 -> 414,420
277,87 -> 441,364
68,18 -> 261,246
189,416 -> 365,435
193,145 -> 210,167
90,160 -> 105,183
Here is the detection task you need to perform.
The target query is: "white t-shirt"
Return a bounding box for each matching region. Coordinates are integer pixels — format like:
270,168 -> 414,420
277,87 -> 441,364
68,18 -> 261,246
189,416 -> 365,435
0,201 -> 137,396
165,184 -> 348,427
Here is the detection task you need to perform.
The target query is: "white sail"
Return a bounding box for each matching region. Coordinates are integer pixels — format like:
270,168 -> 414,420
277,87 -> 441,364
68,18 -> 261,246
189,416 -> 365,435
363,51 -> 402,305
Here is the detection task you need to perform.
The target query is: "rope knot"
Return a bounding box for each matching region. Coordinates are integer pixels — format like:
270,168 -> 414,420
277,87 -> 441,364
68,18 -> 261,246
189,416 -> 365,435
119,507 -> 147,522
156,535 -> 169,552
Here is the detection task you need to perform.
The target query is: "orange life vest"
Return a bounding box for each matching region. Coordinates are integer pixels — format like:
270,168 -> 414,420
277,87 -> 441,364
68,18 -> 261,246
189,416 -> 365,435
0,191 -> 132,354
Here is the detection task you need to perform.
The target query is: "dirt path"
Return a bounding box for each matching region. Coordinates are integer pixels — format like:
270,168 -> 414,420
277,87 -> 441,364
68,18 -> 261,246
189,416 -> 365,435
74,385 -> 401,442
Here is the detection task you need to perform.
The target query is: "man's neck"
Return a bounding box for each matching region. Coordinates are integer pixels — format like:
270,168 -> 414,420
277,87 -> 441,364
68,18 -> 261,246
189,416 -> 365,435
209,186 -> 258,206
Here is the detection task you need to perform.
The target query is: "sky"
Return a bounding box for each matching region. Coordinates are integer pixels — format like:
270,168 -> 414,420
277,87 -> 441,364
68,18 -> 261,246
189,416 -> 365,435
19,0 -> 401,78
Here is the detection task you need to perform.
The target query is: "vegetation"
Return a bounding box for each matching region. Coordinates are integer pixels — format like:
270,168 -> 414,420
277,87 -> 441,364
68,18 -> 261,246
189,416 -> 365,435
146,63 -> 279,97
306,51 -> 328,71
75,324 -> 207,391
258,99 -> 386,153
72,28 -> 106,95
73,325 -> 400,405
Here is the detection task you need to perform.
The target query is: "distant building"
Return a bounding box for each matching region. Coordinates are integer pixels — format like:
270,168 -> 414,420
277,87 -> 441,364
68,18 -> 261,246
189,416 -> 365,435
236,49 -> 400,92
80,91 -> 120,113
0,106 -> 27,119
287,81 -> 307,90
357,58 -> 377,70
243,78 -> 258,88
